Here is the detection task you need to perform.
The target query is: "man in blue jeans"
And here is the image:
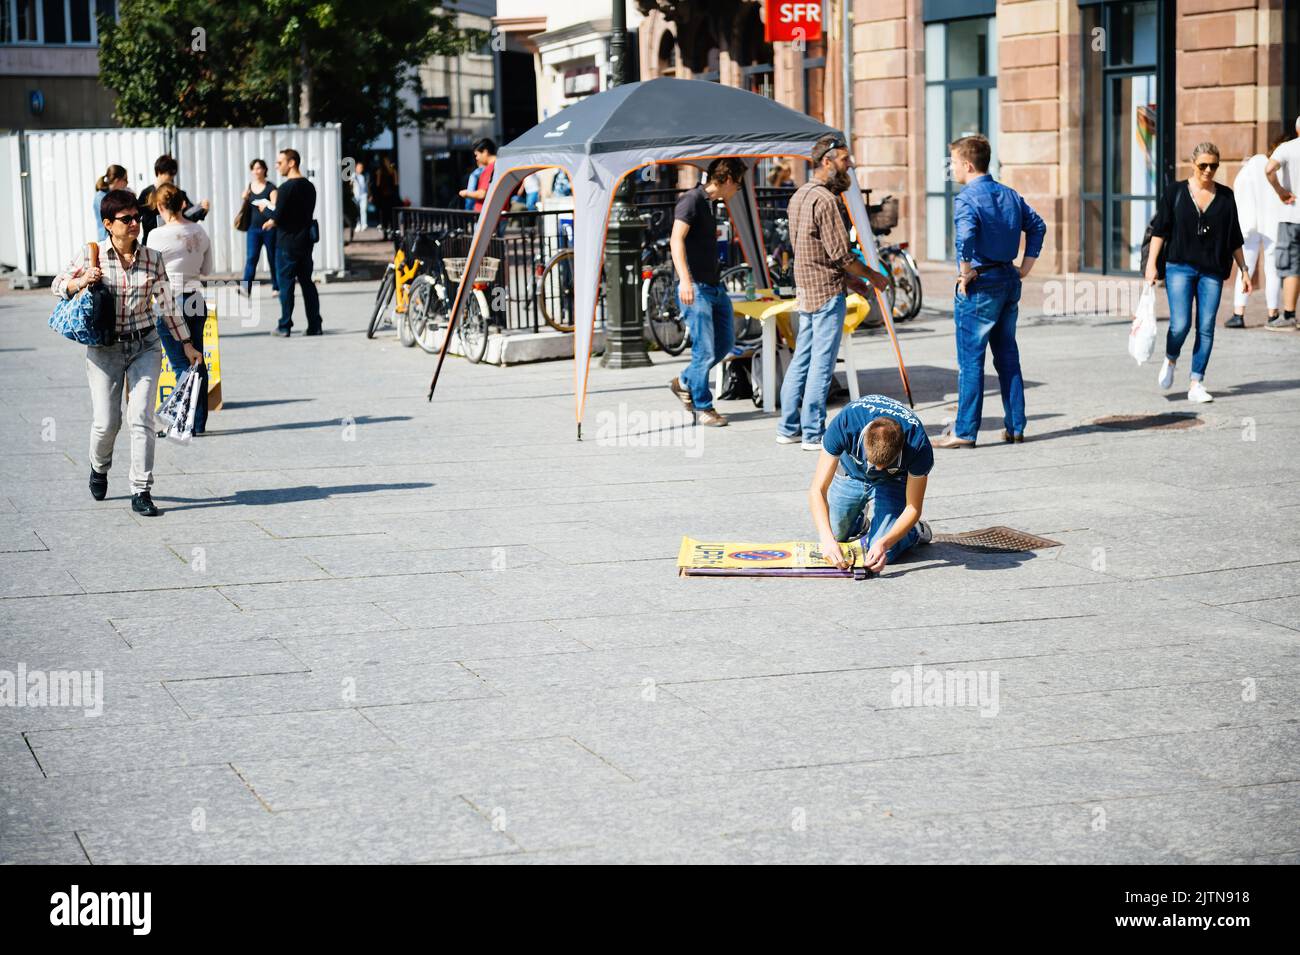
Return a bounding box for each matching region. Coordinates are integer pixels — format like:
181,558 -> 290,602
935,134 -> 1045,449
667,157 -> 745,427
809,394 -> 933,574
778,134 -> 890,450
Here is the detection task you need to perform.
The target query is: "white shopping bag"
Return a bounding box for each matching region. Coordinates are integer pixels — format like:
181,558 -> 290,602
1128,285 -> 1157,365
158,367 -> 201,444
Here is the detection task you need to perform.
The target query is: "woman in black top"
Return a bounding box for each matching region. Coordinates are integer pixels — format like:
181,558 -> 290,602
240,159 -> 279,294
1146,142 -> 1250,403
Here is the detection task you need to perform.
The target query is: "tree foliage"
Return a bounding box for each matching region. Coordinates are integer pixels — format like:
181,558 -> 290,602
98,0 -> 487,154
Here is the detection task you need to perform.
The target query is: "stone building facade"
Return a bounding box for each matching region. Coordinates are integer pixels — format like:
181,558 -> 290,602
637,0 -> 1299,275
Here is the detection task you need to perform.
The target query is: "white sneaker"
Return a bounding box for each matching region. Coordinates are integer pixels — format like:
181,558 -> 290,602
916,520 -> 933,545
775,433 -> 801,445
1187,381 -> 1213,403
801,440 -> 822,452
1157,358 -> 1175,390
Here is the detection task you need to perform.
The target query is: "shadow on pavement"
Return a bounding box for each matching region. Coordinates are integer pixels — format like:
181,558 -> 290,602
845,364 -> 1046,406
220,398 -> 315,410
156,482 -> 434,511
213,414 -> 411,436
884,542 -> 1039,578
1161,378 -> 1300,400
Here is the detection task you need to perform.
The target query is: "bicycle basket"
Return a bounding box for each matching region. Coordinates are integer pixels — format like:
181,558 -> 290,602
445,256 -> 500,283
868,196 -> 899,232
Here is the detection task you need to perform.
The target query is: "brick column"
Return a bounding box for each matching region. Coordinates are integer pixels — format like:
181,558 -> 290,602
1177,0 -> 1283,186
998,0 -> 1063,273
851,0 -> 912,240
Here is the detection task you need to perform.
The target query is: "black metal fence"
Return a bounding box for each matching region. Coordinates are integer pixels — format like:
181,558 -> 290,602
395,184 -> 878,331
396,206 -> 582,334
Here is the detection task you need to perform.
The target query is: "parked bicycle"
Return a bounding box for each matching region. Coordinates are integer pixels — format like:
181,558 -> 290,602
867,196 -> 923,322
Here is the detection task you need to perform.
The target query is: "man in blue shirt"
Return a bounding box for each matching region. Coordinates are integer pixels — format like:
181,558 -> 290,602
935,134 -> 1046,449
810,394 -> 934,574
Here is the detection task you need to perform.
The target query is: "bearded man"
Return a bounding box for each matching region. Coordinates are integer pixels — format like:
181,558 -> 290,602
776,135 -> 890,450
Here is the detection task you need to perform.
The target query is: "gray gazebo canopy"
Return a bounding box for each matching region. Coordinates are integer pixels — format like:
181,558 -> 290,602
428,77 -> 911,425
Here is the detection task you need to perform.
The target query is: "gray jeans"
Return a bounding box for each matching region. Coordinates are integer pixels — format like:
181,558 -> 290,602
85,332 -> 163,493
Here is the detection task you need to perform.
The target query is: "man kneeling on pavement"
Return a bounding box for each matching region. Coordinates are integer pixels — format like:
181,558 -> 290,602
809,394 -> 934,574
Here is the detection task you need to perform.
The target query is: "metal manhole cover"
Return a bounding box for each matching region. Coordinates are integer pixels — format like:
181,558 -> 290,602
1090,413 -> 1202,431
932,526 -> 1062,554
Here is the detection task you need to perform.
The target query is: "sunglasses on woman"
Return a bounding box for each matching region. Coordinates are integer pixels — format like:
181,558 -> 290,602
1196,162 -> 1219,172
112,214 -> 142,224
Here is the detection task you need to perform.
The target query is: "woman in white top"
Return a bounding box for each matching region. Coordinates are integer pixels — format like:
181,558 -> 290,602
147,182 -> 214,434
1228,136 -> 1286,328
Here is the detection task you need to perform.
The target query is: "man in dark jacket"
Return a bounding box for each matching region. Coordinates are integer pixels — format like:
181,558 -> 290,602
263,148 -> 321,336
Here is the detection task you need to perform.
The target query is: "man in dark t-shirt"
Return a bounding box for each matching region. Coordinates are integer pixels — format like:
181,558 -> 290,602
810,394 -> 934,574
666,157 -> 745,426
263,148 -> 321,336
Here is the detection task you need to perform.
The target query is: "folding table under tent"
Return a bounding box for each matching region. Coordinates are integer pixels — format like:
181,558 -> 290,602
426,77 -> 913,435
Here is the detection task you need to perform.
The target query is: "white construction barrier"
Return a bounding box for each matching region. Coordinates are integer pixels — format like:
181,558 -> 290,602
0,125 -> 344,280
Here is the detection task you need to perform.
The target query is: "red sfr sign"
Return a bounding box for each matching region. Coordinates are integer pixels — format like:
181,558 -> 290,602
765,0 -> 823,43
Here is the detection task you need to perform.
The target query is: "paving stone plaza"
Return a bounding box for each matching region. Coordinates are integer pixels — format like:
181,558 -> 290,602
1,280 -> 1297,864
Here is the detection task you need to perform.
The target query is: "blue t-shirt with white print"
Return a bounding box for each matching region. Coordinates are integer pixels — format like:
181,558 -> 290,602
822,394 -> 933,483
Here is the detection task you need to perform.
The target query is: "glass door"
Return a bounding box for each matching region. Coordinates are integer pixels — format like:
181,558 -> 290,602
924,16 -> 998,262
1081,1 -> 1167,274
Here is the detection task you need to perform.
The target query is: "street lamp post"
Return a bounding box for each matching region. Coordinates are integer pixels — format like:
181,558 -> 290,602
600,0 -> 651,369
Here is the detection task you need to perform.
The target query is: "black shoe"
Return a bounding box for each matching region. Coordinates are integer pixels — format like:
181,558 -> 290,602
304,327 -> 323,336
1225,313 -> 1245,329
131,492 -> 159,517
89,469 -> 107,501
272,328 -> 291,337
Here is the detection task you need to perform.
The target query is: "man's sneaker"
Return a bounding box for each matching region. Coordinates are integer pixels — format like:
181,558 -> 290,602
131,492 -> 159,517
1187,381 -> 1213,403
801,439 -> 822,451
1001,430 -> 1024,443
668,377 -> 694,410
1157,358 -> 1175,390
1266,314 -> 1296,331
696,408 -> 728,427
933,433 -> 976,449
916,520 -> 933,545
89,469 -> 107,501
1225,313 -> 1245,328
775,433 -> 801,445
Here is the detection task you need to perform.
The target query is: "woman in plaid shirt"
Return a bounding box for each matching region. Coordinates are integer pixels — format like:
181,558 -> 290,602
54,189 -> 202,517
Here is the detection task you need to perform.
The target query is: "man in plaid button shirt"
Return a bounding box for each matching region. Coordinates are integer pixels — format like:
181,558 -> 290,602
777,134 -> 890,451
54,189 -> 201,516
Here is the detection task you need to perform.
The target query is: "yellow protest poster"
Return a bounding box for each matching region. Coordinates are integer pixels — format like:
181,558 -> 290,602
156,307 -> 222,411
677,537 -> 870,579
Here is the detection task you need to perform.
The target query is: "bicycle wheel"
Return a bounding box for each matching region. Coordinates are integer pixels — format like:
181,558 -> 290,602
538,248 -> 576,332
367,267 -> 396,339
402,275 -> 434,349
719,264 -> 751,295
876,250 -> 900,321
412,277 -> 449,355
459,290 -> 490,364
896,249 -> 924,320
646,268 -> 687,356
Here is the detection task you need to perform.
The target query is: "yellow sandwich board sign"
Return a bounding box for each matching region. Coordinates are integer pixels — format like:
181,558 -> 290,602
156,307 -> 222,411
677,537 -> 870,579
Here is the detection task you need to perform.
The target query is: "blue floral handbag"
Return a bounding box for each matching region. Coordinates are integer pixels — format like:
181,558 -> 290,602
49,242 -> 116,346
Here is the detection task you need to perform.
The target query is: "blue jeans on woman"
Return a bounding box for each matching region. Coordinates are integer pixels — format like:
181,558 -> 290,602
155,292 -> 209,435
827,471 -> 921,562
677,282 -> 734,411
779,293 -> 846,444
242,227 -> 278,293
953,270 -> 1026,442
1163,262 -> 1222,380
